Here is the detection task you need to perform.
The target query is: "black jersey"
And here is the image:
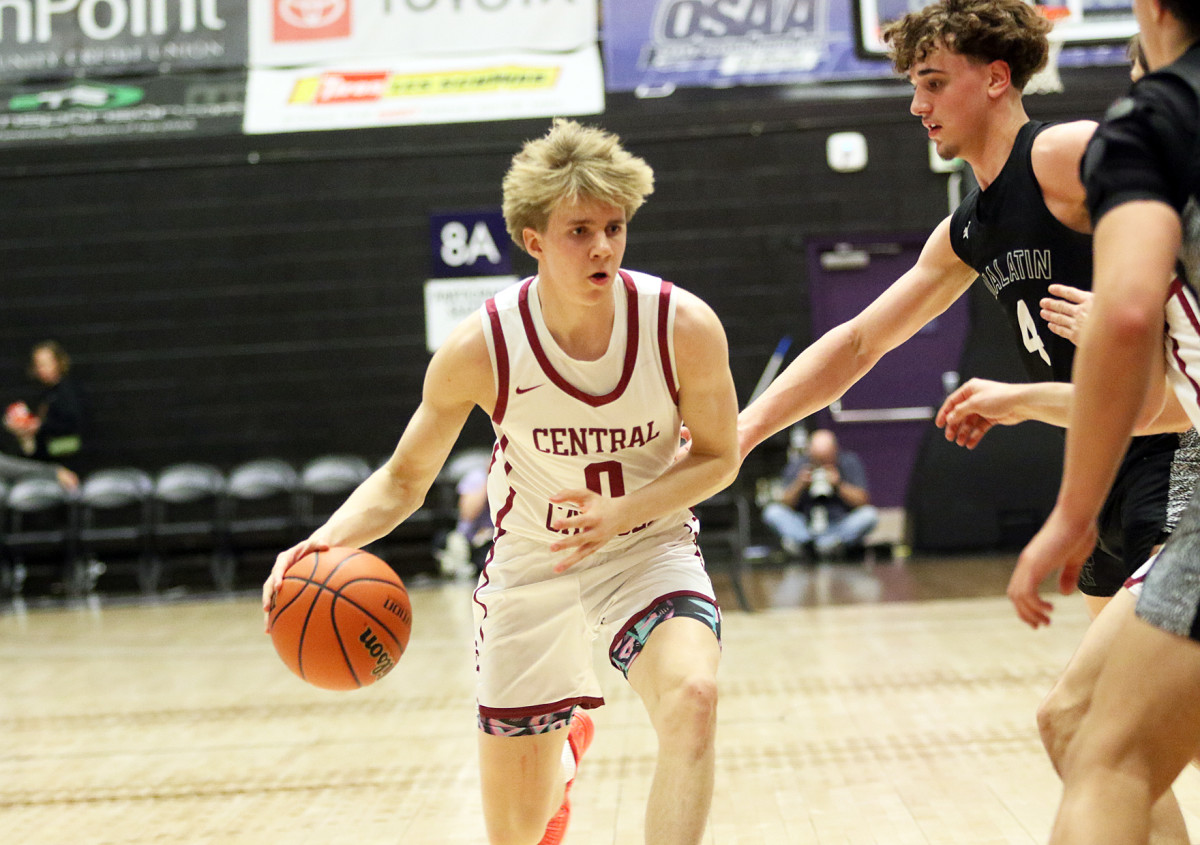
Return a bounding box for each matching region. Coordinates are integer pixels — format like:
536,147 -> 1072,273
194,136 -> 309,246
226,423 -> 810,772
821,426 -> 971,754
1083,43 -> 1200,295
950,120 -> 1094,382
954,119 -> 1181,580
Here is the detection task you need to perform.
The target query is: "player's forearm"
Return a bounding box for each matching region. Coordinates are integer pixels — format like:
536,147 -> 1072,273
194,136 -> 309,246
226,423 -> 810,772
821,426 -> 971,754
1058,268 -> 1166,517
1006,382 -> 1074,427
1058,340 -> 1153,522
621,447 -> 738,529
739,325 -> 870,459
1057,205 -> 1185,519
310,467 -> 430,550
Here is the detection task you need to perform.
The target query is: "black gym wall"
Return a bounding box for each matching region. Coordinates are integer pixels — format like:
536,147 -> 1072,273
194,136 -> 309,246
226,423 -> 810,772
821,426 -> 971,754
0,65 -> 1130,551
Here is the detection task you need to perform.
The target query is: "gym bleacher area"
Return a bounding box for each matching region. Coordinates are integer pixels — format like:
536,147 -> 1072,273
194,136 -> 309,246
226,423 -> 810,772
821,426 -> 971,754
0,453 -> 911,611
0,453 -> 903,606
0,455 -> 463,603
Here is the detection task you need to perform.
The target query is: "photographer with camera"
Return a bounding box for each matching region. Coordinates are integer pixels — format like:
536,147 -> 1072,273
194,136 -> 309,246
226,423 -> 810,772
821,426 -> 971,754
761,427 -> 878,562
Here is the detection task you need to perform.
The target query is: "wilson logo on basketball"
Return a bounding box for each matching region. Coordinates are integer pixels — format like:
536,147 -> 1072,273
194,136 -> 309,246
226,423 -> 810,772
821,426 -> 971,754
359,626 -> 396,678
274,0 -> 350,42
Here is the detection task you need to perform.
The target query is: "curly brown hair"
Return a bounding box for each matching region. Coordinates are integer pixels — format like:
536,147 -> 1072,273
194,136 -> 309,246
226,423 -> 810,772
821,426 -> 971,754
882,0 -> 1051,90
1160,0 -> 1200,34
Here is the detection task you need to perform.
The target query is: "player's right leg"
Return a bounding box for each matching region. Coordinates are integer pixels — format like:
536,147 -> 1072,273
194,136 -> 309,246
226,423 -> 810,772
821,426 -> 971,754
1037,586 -> 1190,844
1051,613 -> 1200,845
479,729 -> 572,845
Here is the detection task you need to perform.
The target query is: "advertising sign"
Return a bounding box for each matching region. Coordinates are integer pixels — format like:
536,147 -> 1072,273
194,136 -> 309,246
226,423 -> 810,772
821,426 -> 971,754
251,0 -> 597,67
601,0 -> 893,92
0,71 -> 245,146
0,0 -> 248,82
424,276 -> 517,353
244,47 -> 604,134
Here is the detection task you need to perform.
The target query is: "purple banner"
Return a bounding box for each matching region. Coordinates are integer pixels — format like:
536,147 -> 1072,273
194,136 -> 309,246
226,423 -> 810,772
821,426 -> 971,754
602,0 -> 892,93
602,0 -> 1129,93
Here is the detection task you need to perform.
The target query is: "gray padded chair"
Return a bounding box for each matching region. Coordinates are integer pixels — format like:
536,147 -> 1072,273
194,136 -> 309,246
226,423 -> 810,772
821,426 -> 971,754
4,476 -> 78,595
224,458 -> 300,584
152,463 -> 231,591
77,468 -> 156,594
297,455 -> 372,531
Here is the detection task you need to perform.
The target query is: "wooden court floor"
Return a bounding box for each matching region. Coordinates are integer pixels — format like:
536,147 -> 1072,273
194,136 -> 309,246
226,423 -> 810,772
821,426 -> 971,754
4,554 -> 1200,844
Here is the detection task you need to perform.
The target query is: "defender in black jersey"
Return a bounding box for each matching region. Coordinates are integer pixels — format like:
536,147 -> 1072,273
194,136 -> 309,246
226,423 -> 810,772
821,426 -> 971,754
1011,3 -> 1200,841
945,116 -> 1184,604
733,3 -> 1193,843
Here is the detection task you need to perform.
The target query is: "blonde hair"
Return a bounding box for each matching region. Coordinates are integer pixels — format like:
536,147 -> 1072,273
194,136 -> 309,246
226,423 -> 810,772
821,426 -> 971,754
502,119 -> 655,251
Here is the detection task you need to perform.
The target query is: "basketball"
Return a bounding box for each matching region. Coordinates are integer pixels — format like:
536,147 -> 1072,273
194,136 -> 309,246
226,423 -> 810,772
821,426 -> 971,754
268,547 -> 412,691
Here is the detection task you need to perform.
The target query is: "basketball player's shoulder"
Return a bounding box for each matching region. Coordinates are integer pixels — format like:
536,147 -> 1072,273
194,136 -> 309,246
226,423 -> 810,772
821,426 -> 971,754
1031,120 -> 1096,172
1031,121 -> 1096,227
426,308 -> 494,402
670,286 -> 728,351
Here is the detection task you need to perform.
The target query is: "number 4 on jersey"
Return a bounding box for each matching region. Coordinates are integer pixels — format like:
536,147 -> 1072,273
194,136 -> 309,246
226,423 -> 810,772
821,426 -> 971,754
1017,299 -> 1051,366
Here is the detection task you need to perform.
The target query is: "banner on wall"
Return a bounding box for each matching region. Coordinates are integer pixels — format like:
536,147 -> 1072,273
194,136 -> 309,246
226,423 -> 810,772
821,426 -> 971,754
602,0 -> 1129,93
0,0 -> 248,82
250,0 -> 597,67
601,0 -> 894,92
243,47 -> 604,134
424,276 -> 517,353
0,72 -> 245,147
430,210 -> 512,279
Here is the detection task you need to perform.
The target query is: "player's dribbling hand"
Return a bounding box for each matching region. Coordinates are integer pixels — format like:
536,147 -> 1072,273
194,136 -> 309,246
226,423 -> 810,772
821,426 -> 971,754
547,488 -> 628,573
1007,508 -> 1095,629
262,538 -> 330,631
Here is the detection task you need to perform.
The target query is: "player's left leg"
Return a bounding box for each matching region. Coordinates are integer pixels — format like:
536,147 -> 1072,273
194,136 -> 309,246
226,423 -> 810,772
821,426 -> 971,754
1051,614 -> 1200,845
627,615 -> 721,845
1037,586 -> 1191,845
478,728 -> 571,845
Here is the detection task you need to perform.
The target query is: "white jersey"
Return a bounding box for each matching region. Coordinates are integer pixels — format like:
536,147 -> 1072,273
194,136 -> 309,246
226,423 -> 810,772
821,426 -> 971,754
479,269 -> 692,549
1165,277 -> 1200,426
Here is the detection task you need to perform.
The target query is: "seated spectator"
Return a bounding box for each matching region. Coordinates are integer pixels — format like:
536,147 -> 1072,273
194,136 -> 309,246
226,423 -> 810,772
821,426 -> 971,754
5,341 -> 88,469
436,453 -> 493,579
761,427 -> 878,561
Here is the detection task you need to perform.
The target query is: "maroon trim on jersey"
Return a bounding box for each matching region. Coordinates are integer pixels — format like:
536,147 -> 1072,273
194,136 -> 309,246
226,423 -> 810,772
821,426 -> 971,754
1168,278 -> 1200,407
517,272 -> 639,406
486,297 -> 510,424
489,437 -> 517,535
657,280 -> 679,405
606,589 -> 720,656
473,439 -> 516,640
478,696 -> 605,720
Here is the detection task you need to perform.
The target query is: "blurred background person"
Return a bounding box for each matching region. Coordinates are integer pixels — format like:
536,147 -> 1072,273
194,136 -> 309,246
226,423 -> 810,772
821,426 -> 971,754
5,341 -> 87,469
761,427 -> 878,561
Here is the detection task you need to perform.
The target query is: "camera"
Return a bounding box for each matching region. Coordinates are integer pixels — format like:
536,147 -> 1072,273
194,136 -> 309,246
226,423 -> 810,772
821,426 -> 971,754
809,466 -> 834,499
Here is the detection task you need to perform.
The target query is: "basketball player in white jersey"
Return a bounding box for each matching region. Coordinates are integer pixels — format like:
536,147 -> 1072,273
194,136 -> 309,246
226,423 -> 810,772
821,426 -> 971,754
263,119 -> 739,845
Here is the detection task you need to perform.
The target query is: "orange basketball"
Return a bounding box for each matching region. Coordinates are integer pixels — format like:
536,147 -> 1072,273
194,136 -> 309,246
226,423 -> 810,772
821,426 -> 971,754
268,547 -> 412,691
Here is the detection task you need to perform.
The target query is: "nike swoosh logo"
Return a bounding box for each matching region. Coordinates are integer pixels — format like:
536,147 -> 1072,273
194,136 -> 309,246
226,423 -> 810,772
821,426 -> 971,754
515,384 -> 543,394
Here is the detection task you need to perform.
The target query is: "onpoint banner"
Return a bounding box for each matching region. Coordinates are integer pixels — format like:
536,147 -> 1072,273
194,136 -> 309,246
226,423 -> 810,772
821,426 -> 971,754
0,0 -> 248,82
